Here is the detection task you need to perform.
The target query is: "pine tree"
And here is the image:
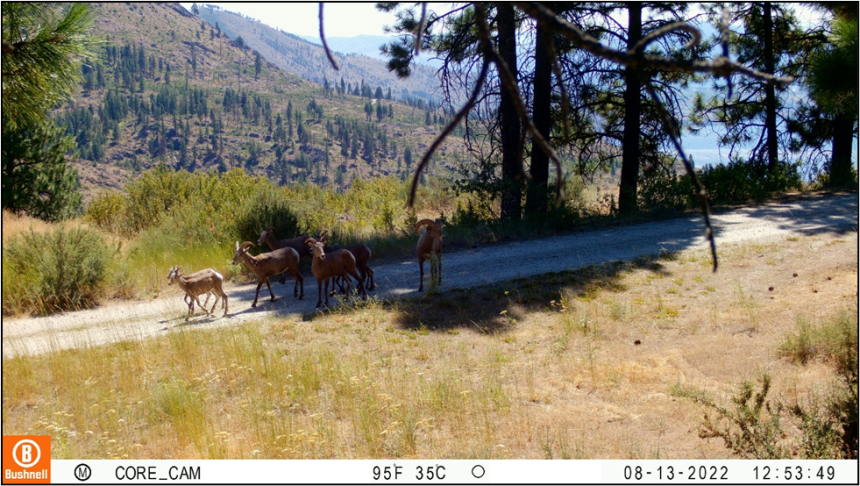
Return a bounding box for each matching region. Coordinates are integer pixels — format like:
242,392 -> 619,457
2,3 -> 91,220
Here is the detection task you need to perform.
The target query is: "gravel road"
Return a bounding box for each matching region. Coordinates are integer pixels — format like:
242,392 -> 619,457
4,193 -> 857,357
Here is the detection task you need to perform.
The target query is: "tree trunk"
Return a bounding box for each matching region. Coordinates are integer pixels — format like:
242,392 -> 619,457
829,111 -> 856,187
497,3 -> 522,221
618,3 -> 642,216
526,19 -> 552,216
763,2 -> 779,175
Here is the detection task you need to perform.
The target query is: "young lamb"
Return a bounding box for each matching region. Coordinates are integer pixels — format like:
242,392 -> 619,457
167,266 -> 228,321
257,226 -> 312,284
415,218 -> 444,292
232,241 -> 304,307
305,237 -> 367,308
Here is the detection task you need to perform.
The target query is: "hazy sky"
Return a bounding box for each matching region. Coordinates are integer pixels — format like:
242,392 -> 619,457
187,3 -> 826,39
185,3 -> 400,38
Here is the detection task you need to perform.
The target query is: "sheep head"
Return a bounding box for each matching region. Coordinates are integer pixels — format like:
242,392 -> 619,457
416,219 -> 444,241
167,265 -> 182,284
305,238 -> 326,260
257,226 -> 276,246
233,241 -> 255,265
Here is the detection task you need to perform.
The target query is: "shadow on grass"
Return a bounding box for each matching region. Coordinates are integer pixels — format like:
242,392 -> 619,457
301,253 -> 675,335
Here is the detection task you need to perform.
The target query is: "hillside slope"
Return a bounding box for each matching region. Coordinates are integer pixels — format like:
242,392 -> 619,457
58,3 -> 464,202
197,4 -> 442,103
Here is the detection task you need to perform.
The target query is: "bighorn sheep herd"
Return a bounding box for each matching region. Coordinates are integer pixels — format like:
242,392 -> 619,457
167,218 -> 445,318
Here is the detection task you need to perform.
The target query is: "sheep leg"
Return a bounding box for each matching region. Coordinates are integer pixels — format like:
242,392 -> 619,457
333,276 -> 346,294
252,280 -> 263,307
208,293 -> 220,316
325,278 -> 331,307
438,255 -> 442,285
265,276 -> 277,302
219,290 -> 229,317
291,270 -> 304,300
252,277 -> 276,307
316,278 -> 324,307
342,272 -> 351,298
418,258 -> 425,292
349,269 -> 366,300
193,294 -> 211,316
364,266 -> 376,291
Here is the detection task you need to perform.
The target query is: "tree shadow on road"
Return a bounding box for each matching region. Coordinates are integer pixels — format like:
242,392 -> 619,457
301,253 -> 675,336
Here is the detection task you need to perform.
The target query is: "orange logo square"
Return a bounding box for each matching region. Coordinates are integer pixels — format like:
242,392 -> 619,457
3,436 -> 51,484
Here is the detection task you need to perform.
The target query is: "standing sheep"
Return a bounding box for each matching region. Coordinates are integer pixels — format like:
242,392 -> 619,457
167,266 -> 228,321
305,237 -> 367,308
318,230 -> 376,291
257,226 -> 312,284
232,241 -> 304,307
415,219 -> 444,292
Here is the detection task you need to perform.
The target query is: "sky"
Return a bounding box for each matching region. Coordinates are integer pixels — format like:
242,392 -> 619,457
188,3 -> 826,39
185,3 -> 400,39
185,3 -> 840,168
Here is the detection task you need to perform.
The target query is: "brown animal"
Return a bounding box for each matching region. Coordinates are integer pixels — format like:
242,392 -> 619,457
257,226 -> 312,284
167,266 -> 228,321
317,231 -> 376,291
305,237 -> 367,308
415,218 -> 444,292
232,241 -> 304,307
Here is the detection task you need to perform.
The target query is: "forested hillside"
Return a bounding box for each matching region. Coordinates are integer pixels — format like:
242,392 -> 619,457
56,2 -> 464,201
197,4 -> 442,102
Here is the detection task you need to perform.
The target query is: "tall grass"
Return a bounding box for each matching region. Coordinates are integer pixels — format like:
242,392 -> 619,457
2,318 -> 519,459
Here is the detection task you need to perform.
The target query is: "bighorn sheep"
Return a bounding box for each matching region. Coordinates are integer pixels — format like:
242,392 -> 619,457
318,231 -> 376,291
415,218 -> 444,292
232,241 -> 304,307
167,266 -> 228,321
305,237 -> 367,307
257,226 -> 312,284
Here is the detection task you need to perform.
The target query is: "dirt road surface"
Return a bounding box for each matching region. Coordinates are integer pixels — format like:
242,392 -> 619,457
4,193 -> 856,357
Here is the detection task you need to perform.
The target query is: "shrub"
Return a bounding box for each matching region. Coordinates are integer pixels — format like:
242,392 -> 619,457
84,191 -> 127,235
2,226 -> 114,315
233,185 -> 304,252
679,309 -> 858,459
638,167 -> 693,212
637,159 -> 803,212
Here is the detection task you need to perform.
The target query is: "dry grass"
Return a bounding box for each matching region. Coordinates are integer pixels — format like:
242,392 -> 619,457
2,211 -> 58,241
2,231 -> 856,459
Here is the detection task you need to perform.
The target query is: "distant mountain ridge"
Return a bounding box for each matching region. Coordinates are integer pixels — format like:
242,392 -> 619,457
299,34 -> 443,68
197,5 -> 442,103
